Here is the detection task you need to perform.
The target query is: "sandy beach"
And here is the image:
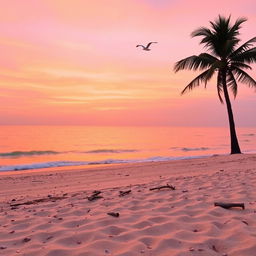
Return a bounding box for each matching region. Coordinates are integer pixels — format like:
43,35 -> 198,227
1,153 -> 256,256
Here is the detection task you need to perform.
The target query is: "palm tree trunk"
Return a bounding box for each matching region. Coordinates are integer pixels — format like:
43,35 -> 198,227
222,71 -> 241,154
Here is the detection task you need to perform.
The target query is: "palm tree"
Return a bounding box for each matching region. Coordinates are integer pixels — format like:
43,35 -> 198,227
174,15 -> 256,154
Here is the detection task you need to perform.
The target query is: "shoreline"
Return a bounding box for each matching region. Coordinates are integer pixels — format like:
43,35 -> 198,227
0,153 -> 213,173
1,153 -> 256,255
1,153 -> 255,202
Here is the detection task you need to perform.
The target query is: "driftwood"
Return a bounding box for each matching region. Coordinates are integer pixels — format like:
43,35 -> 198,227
149,184 -> 175,191
107,212 -> 119,217
119,190 -> 131,197
23,237 -> 31,243
10,196 -> 67,207
88,191 -> 103,201
214,202 -> 245,210
242,220 -> 249,225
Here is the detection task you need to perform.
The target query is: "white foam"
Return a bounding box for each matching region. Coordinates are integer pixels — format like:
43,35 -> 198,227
0,155 -> 211,172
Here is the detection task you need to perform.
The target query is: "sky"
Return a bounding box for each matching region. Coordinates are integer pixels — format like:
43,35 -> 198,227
0,0 -> 255,126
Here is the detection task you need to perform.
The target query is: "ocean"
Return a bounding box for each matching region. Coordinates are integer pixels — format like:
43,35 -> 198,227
0,126 -> 255,172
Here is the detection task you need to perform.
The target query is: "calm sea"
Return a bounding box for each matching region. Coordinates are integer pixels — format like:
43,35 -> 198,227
0,126 -> 255,172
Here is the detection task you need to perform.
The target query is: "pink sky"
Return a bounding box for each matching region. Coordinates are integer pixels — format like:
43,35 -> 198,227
0,0 -> 255,126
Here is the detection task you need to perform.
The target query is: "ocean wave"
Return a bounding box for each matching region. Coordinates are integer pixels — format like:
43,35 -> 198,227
0,161 -> 88,171
0,160 -> 128,171
170,147 -> 210,152
84,149 -> 138,154
0,150 -> 61,158
0,149 -> 138,158
181,147 -> 210,152
0,155 -> 210,172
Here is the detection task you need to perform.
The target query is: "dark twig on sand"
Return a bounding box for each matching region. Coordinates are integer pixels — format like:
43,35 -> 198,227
87,190 -> 103,201
214,202 -> 245,210
242,220 -> 249,225
119,190 -> 131,197
107,212 -> 119,217
212,245 -> 218,252
92,190 -> 101,196
10,196 -> 67,207
149,184 -> 176,191
23,237 -> 31,243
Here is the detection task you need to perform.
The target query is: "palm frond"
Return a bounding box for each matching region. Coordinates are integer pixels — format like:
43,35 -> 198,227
210,15 -> 229,31
229,17 -> 247,37
232,67 -> 256,88
191,27 -> 217,53
181,69 -> 213,95
230,37 -> 256,58
174,54 -> 217,72
199,53 -> 219,62
232,47 -> 256,64
227,70 -> 238,98
223,17 -> 247,52
230,61 -> 252,70
191,27 -> 212,38
204,64 -> 218,86
224,39 -> 237,56
211,15 -> 231,35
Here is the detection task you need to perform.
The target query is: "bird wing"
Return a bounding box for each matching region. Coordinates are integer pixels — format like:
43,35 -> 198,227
136,45 -> 145,48
146,42 -> 158,48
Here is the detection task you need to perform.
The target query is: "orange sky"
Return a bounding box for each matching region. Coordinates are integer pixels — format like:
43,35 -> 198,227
0,0 -> 256,126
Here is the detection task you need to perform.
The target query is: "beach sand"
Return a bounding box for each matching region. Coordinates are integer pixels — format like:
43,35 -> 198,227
1,154 -> 256,256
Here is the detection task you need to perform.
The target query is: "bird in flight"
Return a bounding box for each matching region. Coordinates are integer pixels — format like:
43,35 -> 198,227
136,42 -> 157,51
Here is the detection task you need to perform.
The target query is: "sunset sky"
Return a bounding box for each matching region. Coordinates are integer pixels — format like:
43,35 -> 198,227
0,0 -> 255,126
